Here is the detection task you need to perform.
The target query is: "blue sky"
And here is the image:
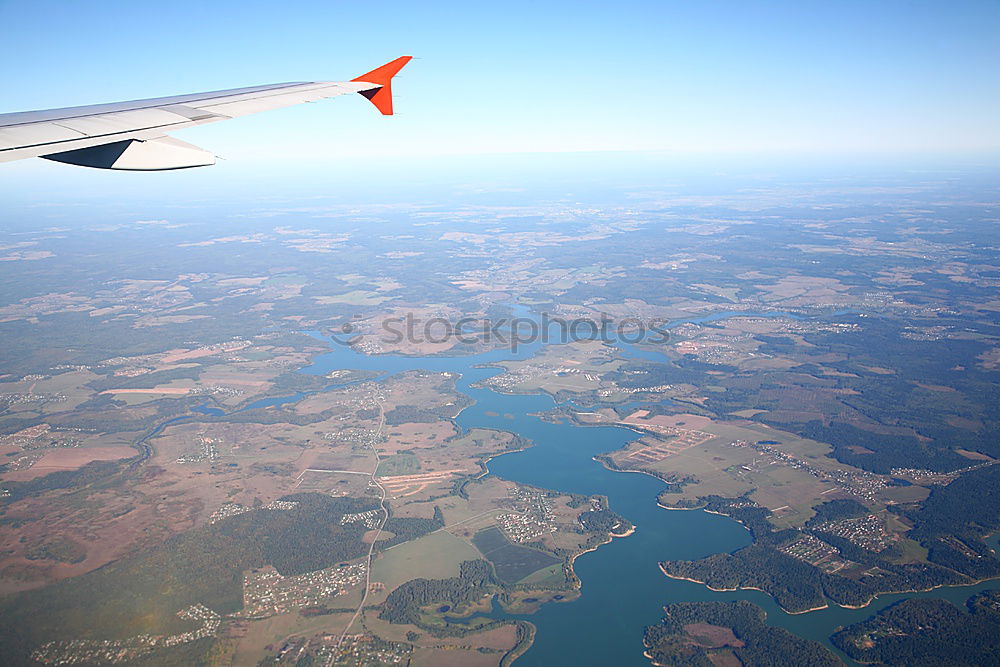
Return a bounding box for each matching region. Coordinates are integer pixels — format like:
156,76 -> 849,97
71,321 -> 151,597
1,0 -> 998,191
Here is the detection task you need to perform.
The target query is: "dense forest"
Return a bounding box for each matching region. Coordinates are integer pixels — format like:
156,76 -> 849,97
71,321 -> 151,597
805,498 -> 869,524
894,465 -> 1000,580
832,590 -> 1000,666
383,511 -> 445,546
800,421 -> 970,474
379,559 -> 497,625
661,496 -> 970,613
2,458 -> 128,503
577,508 -> 631,534
643,600 -> 839,666
610,311 -> 1000,477
383,394 -> 473,426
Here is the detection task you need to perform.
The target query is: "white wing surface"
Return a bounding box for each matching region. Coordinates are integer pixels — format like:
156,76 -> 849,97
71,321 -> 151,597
0,56 -> 411,170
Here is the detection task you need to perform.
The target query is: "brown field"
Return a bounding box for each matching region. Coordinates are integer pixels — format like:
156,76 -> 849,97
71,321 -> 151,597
378,427 -> 516,501
292,386 -> 369,415
615,434 -> 709,466
381,421 -> 458,454
134,314 -> 211,327
708,651 -> 742,667
858,364 -> 896,375
296,470 -> 373,496
144,419 -> 370,524
100,387 -> 191,395
0,482 -> 199,592
739,357 -> 802,371
615,412 -> 715,465
950,417 -> 985,432
754,276 -> 852,305
160,344 -> 248,364
624,411 -> 713,430
432,482 -> 512,539
378,469 -> 466,498
0,342 -> 385,596
451,279 -> 491,290
603,415 -> 898,527
216,277 -> 268,287
957,448 -> 992,461
297,446 -> 374,476
2,447 -> 135,482
411,647 -> 500,667
728,409 -> 767,418
684,622 -> 744,648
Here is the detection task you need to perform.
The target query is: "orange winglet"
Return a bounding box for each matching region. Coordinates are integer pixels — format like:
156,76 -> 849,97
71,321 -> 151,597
352,56 -> 412,115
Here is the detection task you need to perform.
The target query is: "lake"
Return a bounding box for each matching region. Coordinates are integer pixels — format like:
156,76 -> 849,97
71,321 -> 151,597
286,311 -> 996,665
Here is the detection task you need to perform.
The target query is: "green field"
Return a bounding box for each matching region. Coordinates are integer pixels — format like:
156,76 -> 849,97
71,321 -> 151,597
376,452 -> 422,476
373,530 -> 482,591
517,563 -> 566,586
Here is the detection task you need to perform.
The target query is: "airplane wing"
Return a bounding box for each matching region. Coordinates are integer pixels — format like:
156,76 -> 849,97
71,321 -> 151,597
0,56 -> 411,171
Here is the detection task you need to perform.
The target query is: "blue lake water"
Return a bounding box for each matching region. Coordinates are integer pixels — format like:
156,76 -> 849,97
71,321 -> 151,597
218,308 -> 997,665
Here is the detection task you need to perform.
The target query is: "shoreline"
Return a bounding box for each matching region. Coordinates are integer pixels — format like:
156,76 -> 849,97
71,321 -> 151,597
568,523 -> 633,570
613,524 -> 637,538
658,563 -> 1000,616
499,620 -> 536,667
643,649 -> 669,667
569,536 -> 612,571
474,387 -> 1000,628
835,576 -> 1000,610
499,521 -> 637,663
562,521 -> 637,590
658,565 -> 828,614
593,454 -> 696,499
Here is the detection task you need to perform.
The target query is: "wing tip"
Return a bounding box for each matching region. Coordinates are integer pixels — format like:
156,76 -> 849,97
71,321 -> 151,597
351,56 -> 413,115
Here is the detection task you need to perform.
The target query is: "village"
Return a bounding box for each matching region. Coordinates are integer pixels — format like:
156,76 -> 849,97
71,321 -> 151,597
496,485 -> 558,543
31,605 -> 221,665
208,499 -> 300,524
240,562 -> 367,618
340,508 -> 383,529
176,435 -> 220,464
272,632 -> 412,666
812,514 -> 895,553
730,439 -> 889,503
777,533 -> 854,574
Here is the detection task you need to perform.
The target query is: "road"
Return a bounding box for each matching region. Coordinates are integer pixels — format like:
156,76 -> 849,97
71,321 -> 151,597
332,393 -> 388,659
